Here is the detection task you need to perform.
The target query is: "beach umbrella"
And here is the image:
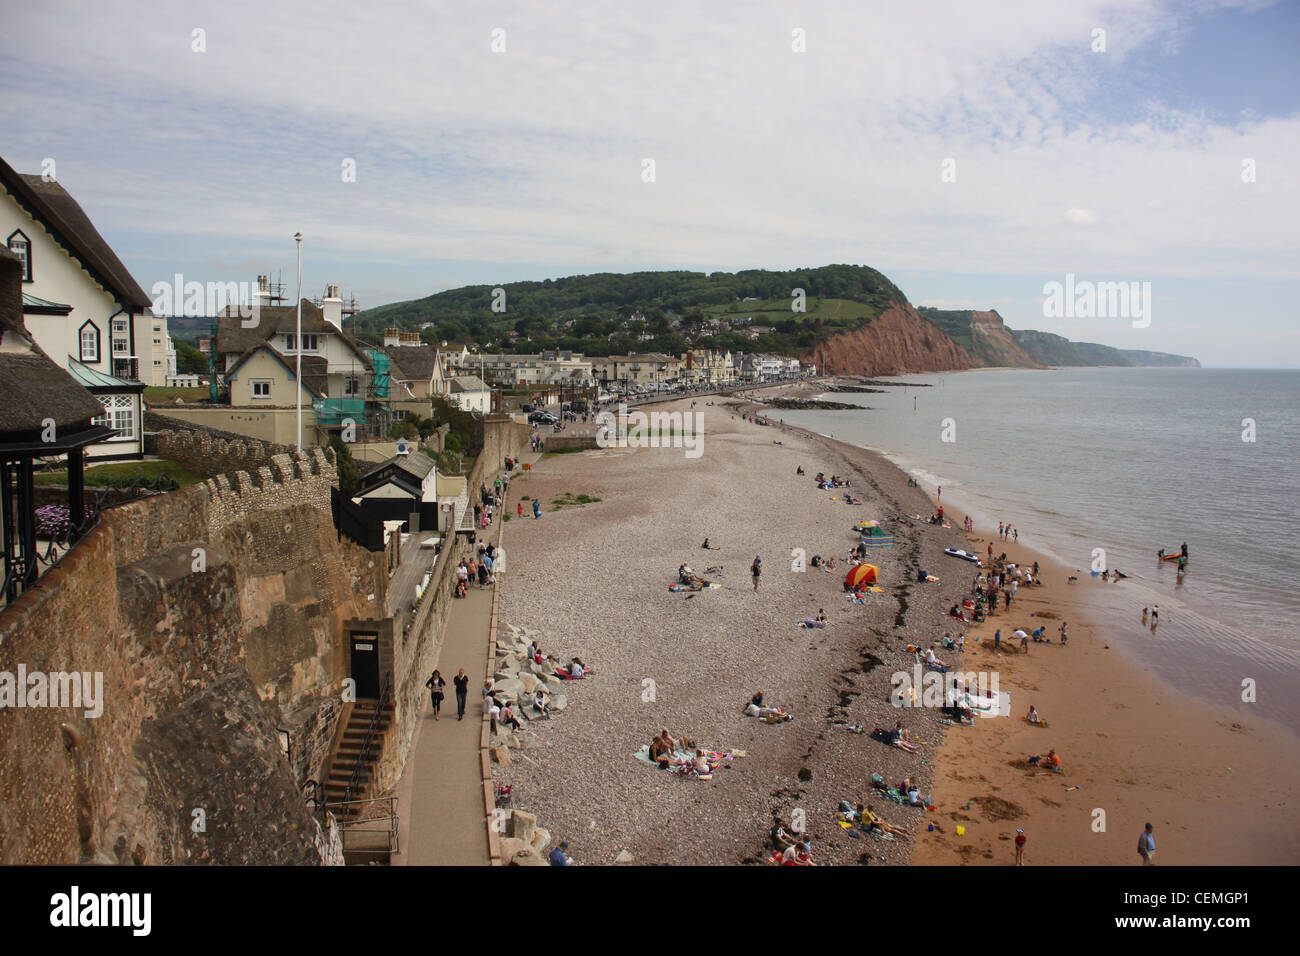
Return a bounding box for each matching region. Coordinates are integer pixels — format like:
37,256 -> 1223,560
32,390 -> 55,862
844,564 -> 878,589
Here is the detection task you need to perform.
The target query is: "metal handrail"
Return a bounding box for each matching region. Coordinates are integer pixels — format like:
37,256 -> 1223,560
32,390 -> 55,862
343,675 -> 392,805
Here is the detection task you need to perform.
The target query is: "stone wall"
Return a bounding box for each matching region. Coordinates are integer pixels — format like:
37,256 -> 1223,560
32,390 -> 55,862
0,446 -> 386,865
154,423 -> 291,480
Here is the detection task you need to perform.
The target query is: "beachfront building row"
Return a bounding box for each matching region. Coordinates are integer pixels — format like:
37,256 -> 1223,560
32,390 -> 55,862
735,352 -> 804,383
444,346 -> 596,389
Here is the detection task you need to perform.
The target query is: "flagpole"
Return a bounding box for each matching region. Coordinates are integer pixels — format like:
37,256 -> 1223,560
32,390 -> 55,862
294,232 -> 303,453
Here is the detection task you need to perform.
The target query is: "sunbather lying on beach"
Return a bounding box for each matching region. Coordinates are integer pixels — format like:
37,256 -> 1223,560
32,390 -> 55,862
924,645 -> 949,671
891,721 -> 919,753
745,692 -> 793,722
862,804 -> 908,838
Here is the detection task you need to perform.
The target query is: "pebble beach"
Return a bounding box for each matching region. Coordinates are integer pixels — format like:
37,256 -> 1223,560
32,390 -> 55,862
491,385 -> 1298,866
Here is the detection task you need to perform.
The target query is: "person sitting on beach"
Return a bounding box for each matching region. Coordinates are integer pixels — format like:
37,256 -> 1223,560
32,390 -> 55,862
891,721 -> 918,753
771,820 -> 799,851
815,608 -> 827,624
1026,705 -> 1041,725
924,645 -> 949,671
693,749 -> 718,775
781,840 -> 815,866
796,466 -> 804,475
568,657 -> 589,679
500,702 -> 522,731
649,734 -> 675,768
907,784 -> 924,806
1045,749 -> 1061,769
533,690 -> 550,719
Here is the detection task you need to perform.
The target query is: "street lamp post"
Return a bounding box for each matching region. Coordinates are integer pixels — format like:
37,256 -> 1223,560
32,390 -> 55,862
294,232 -> 303,453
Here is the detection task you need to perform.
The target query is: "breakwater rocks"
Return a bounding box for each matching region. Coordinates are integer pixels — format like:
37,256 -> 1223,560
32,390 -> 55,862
825,385 -> 886,394
763,398 -> 868,410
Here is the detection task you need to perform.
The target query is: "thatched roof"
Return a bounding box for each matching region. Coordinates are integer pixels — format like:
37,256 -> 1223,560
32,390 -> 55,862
0,156 -> 153,309
0,250 -> 105,433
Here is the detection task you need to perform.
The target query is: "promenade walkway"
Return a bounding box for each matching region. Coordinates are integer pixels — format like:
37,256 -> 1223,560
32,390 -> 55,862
394,456 -> 532,866
394,580 -> 494,865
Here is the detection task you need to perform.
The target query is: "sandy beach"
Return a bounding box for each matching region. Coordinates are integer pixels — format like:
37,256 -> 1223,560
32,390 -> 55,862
491,387 -> 1300,865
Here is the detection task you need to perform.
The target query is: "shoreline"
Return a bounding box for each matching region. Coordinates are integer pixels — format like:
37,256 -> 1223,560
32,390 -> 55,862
492,386 -> 1297,865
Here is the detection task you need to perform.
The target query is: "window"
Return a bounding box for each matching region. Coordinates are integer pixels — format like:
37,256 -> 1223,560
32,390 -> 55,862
93,394 -> 135,440
284,333 -> 319,352
113,338 -> 128,355
112,318 -> 128,334
252,380 -> 271,398
79,322 -> 100,363
344,376 -> 360,396
7,230 -> 31,281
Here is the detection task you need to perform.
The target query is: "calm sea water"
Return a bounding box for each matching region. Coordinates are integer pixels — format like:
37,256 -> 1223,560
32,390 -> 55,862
777,367 -> 1300,736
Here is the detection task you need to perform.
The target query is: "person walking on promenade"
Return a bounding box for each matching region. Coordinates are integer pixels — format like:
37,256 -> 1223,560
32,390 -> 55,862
425,669 -> 446,720
751,555 -> 762,591
1138,823 -> 1156,865
453,669 -> 469,720
1015,828 -> 1027,865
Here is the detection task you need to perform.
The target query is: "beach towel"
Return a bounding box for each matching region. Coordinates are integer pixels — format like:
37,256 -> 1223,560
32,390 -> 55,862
797,620 -> 827,628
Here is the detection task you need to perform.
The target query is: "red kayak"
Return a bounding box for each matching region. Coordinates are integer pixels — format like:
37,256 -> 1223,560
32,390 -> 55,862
1160,553 -> 1181,561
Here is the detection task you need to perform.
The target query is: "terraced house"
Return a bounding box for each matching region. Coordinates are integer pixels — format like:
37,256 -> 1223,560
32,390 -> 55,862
0,156 -> 158,460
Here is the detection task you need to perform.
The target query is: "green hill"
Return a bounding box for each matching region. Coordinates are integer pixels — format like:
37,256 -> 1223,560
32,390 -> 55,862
349,264 -> 907,357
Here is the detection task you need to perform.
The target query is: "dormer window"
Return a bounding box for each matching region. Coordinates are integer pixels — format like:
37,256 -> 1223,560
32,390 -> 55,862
79,320 -> 100,363
7,230 -> 32,281
284,333 -> 319,353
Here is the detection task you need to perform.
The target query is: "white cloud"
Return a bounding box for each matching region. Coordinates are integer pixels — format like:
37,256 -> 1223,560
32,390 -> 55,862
0,0 -> 1295,310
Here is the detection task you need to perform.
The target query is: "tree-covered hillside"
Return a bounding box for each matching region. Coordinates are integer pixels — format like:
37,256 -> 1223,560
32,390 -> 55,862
349,264 -> 907,357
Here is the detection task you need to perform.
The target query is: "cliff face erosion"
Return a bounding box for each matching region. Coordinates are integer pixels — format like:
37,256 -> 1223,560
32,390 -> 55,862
805,301 -> 974,376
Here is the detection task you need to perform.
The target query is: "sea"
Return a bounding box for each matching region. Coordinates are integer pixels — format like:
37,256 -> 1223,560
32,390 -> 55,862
775,367 -> 1300,737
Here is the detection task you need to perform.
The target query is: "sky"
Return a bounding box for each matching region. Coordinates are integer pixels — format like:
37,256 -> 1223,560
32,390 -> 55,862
2,0 -> 1297,366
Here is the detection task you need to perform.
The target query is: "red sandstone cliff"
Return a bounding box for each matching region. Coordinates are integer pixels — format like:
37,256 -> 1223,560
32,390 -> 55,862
805,301 -> 975,376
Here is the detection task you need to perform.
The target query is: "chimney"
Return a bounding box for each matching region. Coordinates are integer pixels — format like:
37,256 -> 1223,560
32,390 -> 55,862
322,284 -> 343,330
253,274 -> 270,310
383,327 -> 401,347
401,331 -> 420,346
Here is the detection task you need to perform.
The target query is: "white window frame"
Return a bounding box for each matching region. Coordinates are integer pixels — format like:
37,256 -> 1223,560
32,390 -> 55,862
79,325 -> 99,363
93,394 -> 135,441
7,230 -> 31,281
251,380 -> 272,399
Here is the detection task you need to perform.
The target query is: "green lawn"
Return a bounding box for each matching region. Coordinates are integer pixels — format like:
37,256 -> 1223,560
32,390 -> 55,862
35,459 -> 201,489
143,386 -> 210,404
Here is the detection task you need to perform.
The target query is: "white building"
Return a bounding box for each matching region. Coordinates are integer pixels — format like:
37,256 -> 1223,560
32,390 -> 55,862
448,375 -> 492,414
0,156 -> 150,460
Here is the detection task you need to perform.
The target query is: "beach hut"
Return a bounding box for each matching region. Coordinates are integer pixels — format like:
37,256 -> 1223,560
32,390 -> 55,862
844,564 -> 879,589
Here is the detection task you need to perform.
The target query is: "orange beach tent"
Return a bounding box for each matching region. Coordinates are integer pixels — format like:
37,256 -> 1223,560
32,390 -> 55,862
844,564 -> 879,589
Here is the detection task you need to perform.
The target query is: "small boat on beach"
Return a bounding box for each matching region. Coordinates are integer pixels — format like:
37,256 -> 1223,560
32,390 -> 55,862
944,548 -> 982,565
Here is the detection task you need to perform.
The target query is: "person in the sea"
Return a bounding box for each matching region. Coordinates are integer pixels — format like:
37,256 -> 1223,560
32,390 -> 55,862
1142,607 -> 1149,625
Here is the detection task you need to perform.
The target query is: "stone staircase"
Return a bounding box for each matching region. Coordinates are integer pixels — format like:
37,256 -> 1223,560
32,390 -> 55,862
324,699 -> 394,818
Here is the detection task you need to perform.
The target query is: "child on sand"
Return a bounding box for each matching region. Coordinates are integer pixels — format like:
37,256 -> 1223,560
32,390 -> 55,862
1015,828 -> 1027,865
